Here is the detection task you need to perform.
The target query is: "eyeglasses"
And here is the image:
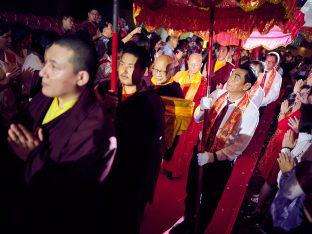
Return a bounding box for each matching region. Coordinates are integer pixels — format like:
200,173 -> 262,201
152,68 -> 166,75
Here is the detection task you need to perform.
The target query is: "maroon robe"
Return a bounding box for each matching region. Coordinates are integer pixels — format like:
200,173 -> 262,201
8,88 -> 115,234
210,60 -> 234,92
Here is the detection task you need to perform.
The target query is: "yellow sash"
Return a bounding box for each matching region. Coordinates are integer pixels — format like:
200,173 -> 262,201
161,96 -> 194,149
173,71 -> 202,101
202,91 -> 250,152
214,59 -> 226,72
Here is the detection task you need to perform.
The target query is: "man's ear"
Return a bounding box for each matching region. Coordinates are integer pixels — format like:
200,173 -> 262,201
243,82 -> 252,91
76,71 -> 90,87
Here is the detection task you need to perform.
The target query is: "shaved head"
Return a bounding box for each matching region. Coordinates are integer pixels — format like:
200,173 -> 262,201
152,55 -> 175,84
188,53 -> 202,76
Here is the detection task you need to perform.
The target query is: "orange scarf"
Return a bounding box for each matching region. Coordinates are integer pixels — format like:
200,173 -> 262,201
173,71 -> 202,101
249,80 -> 260,99
202,91 -> 250,152
121,85 -> 135,102
262,69 -> 277,97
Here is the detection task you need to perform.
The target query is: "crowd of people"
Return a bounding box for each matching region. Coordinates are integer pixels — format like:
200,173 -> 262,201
0,7 -> 312,234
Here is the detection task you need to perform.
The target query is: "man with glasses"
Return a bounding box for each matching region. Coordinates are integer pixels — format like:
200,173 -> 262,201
170,65 -> 259,234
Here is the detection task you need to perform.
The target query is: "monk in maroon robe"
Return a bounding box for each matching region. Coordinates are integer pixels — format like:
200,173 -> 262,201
1,35 -> 116,234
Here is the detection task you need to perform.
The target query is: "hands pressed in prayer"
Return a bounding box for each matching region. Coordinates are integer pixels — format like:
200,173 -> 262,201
197,151 -> 213,166
280,99 -> 290,115
288,116 -> 299,133
0,64 -> 21,86
277,151 -> 296,173
8,124 -> 43,161
293,79 -> 304,94
282,129 -> 296,149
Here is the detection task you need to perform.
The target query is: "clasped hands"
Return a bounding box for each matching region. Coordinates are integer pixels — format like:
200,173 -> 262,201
8,124 -> 43,161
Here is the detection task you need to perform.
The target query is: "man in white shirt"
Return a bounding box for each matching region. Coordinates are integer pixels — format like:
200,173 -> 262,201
260,52 -> 283,107
249,60 -> 265,108
170,65 -> 259,234
161,35 -> 178,58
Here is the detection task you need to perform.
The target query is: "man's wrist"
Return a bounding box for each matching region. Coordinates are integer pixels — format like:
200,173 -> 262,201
213,151 -> 218,162
282,146 -> 293,150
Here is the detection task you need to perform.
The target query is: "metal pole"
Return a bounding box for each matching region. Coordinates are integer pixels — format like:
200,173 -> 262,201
111,0 -> 119,92
235,39 -> 242,68
194,5 -> 215,234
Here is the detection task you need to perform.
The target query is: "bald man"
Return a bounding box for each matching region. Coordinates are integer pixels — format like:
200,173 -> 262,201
162,53 -> 207,178
151,55 -> 184,163
151,55 -> 183,97
173,53 -> 205,103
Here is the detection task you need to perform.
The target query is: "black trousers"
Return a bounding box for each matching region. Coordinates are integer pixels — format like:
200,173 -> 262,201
163,135 -> 180,161
184,143 -> 234,233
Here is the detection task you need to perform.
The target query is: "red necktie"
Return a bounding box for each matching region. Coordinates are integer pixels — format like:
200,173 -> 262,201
260,71 -> 268,89
204,99 -> 233,152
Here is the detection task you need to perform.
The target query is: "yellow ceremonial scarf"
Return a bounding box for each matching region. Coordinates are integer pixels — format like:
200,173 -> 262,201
173,71 -> 202,101
201,91 -> 250,152
151,76 -> 174,86
214,59 -> 227,72
42,97 -> 77,125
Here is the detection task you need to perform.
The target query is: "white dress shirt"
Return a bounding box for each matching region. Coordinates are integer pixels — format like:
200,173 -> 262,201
260,69 -> 282,107
278,132 -> 312,186
251,87 -> 265,109
281,133 -> 312,162
195,89 -> 259,161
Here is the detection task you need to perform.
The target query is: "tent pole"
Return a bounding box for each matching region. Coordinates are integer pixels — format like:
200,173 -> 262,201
235,39 -> 242,68
111,0 -> 119,92
194,5 -> 215,234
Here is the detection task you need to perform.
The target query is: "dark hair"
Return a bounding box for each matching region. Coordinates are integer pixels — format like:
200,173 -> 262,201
11,22 -> 32,46
62,15 -> 73,20
250,60 -> 265,73
52,34 -> 98,84
99,19 -> 112,33
295,161 -> 312,193
0,19 -> 10,36
31,29 -> 59,58
299,104 -> 312,134
106,38 -> 124,56
149,32 -> 161,51
216,44 -> 230,52
130,34 -> 151,52
195,37 -> 203,44
122,43 -> 150,71
239,64 -> 257,87
166,35 -> 177,43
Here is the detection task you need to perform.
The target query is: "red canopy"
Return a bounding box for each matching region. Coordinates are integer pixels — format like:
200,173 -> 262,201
134,0 -> 298,40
